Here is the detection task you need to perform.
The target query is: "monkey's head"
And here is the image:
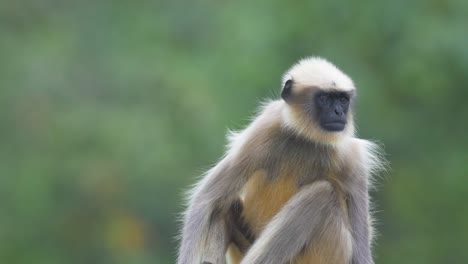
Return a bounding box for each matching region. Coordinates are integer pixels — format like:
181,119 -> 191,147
280,57 -> 356,143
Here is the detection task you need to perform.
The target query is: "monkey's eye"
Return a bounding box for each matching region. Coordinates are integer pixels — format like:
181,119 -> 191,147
339,97 -> 349,104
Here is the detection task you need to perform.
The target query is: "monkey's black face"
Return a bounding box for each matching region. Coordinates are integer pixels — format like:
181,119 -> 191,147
314,91 -> 351,132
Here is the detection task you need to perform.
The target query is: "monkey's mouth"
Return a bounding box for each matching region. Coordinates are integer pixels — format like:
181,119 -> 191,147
321,122 -> 346,132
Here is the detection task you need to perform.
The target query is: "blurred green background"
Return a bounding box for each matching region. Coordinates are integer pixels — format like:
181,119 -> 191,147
1,0 -> 468,263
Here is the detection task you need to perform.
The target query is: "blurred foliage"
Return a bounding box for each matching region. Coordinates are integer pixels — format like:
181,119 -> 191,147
1,0 -> 468,263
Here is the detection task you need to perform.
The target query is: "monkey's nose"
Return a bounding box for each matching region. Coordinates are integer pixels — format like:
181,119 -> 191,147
334,108 -> 343,116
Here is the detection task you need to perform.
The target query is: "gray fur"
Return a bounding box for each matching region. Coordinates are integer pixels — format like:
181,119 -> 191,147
178,89 -> 382,263
178,105 -> 281,264
348,182 -> 373,264
179,122 -> 374,263
178,156 -> 253,264
202,210 -> 229,264
347,147 -> 376,264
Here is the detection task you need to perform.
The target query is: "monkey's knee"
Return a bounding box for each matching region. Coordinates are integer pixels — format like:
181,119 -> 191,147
305,180 -> 334,197
300,181 -> 352,263
316,180 -> 333,190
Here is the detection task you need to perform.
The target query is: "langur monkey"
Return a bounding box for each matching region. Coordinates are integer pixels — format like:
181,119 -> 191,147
178,57 -> 384,264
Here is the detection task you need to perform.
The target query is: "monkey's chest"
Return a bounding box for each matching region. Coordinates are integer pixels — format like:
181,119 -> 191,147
239,165 -> 348,237
240,170 -> 301,236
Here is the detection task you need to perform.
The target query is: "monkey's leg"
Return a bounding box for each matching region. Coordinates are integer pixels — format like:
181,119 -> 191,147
178,157 -> 251,264
203,199 -> 255,264
240,181 -> 351,264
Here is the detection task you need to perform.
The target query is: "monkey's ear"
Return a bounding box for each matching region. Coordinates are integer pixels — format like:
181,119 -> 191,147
281,79 -> 293,100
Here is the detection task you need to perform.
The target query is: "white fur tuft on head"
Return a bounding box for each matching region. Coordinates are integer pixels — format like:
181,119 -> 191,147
282,57 -> 355,91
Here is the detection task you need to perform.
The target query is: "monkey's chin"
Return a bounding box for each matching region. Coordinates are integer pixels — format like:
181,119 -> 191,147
320,122 -> 346,132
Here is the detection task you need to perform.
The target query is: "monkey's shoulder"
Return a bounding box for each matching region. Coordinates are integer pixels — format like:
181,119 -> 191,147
337,137 -> 383,186
225,100 -> 284,154
345,138 -> 382,167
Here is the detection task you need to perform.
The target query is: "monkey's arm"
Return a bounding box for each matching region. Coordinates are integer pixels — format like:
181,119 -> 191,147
348,175 -> 374,264
240,181 -> 341,264
178,101 -> 282,264
347,139 -> 381,264
178,156 -> 250,264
